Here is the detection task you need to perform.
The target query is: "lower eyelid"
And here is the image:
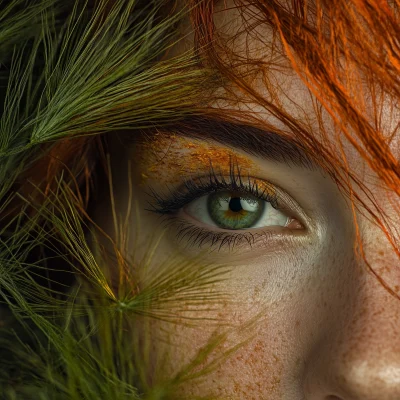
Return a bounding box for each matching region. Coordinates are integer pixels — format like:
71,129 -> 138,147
165,216 -> 307,253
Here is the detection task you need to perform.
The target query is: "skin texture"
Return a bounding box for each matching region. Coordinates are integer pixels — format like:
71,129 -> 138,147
92,1 -> 400,399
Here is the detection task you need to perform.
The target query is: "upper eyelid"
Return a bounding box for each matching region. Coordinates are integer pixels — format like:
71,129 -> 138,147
146,172 -> 282,215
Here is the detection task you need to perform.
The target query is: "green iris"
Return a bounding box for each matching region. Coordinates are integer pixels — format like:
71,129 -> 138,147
207,191 -> 265,229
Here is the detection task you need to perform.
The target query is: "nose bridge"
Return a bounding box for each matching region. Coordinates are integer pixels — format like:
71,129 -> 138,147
304,220 -> 400,400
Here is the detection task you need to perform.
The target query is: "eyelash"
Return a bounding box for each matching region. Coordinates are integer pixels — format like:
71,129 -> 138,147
145,163 -> 286,251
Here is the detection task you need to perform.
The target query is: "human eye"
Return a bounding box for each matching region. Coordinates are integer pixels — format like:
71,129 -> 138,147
146,163 -> 304,250
186,190 -> 288,230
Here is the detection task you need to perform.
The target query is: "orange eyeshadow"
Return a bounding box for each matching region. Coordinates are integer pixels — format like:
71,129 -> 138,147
135,132 -> 262,185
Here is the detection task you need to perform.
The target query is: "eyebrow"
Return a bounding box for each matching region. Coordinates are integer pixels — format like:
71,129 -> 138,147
161,116 -> 317,170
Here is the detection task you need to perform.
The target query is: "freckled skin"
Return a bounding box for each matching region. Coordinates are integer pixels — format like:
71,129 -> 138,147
91,1 -> 400,399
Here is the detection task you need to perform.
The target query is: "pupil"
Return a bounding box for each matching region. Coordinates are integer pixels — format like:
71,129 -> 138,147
229,197 -> 243,212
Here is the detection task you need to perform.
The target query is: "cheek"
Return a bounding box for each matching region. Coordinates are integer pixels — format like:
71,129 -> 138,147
147,298 -> 290,398
143,270 -> 331,398
142,230 -> 358,398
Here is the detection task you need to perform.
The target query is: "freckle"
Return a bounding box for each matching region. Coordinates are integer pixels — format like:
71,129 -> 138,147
262,280 -> 267,289
378,250 -> 384,256
295,320 -> 300,327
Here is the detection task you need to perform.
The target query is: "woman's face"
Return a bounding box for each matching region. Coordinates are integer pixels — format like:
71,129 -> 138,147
93,2 -> 400,398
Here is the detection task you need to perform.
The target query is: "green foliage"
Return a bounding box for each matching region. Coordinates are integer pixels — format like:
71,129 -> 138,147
0,1 -> 245,398
0,0 -> 209,194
